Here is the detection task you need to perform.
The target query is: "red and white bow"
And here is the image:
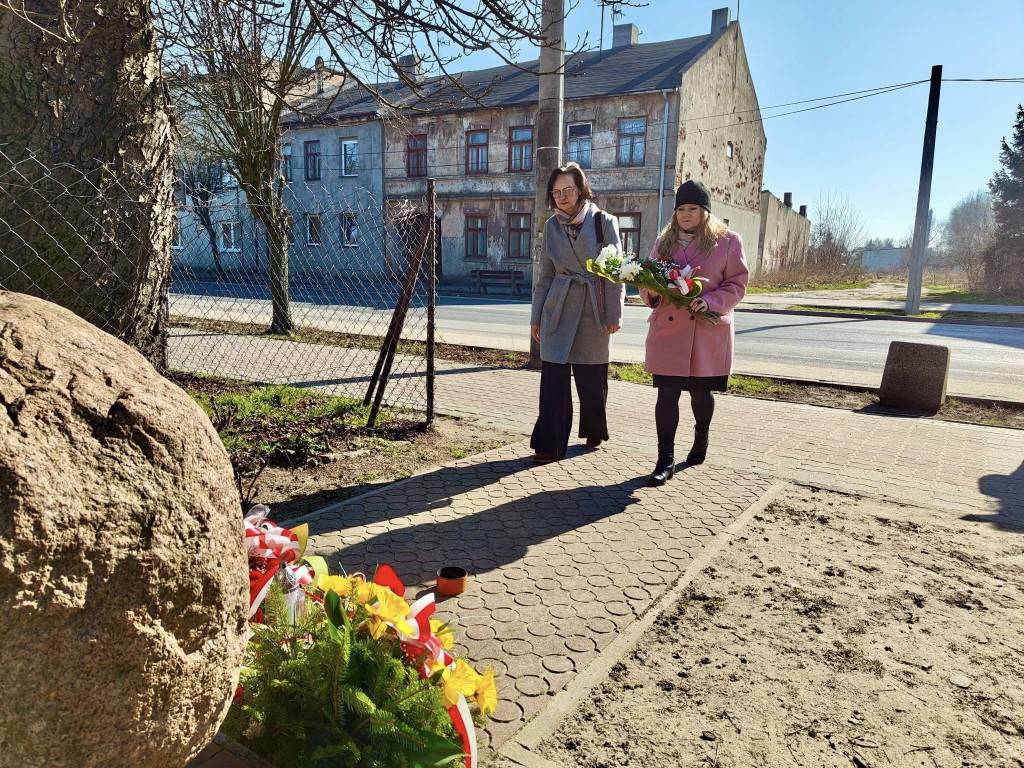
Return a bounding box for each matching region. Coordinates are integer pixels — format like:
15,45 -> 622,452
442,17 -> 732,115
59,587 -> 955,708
245,505 -> 300,563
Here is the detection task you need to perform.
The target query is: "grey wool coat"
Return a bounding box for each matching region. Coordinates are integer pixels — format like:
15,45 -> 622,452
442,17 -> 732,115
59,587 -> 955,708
530,205 -> 626,365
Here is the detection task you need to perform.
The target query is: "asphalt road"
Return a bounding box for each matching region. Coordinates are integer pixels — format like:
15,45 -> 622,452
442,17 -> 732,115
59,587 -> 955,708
169,281 -> 1024,401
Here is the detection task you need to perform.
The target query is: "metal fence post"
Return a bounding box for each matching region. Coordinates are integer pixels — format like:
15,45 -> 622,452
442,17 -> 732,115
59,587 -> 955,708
426,178 -> 436,426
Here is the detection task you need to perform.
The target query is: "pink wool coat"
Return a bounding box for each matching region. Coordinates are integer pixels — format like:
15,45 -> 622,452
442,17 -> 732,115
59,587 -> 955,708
640,231 -> 749,378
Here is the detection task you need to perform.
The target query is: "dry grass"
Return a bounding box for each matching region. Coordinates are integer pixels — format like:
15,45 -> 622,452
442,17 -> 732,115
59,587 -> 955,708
749,262 -> 872,293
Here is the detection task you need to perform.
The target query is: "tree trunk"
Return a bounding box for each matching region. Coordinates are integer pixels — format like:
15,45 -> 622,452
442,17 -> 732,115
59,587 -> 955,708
194,204 -> 227,281
0,1 -> 175,371
246,185 -> 293,335
266,218 -> 294,335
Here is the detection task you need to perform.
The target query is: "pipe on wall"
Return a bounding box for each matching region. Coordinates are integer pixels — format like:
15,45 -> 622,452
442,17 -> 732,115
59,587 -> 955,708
657,89 -> 671,234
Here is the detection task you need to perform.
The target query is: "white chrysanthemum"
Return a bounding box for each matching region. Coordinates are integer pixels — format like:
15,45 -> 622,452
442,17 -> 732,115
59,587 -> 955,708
599,244 -> 619,261
618,257 -> 642,281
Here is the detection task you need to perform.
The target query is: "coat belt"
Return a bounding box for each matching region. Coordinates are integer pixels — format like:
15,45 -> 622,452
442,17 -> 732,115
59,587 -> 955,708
548,272 -> 603,331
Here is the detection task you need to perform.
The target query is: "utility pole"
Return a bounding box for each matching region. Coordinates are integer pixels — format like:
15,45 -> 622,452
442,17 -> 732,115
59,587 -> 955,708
530,0 -> 566,367
905,65 -> 942,315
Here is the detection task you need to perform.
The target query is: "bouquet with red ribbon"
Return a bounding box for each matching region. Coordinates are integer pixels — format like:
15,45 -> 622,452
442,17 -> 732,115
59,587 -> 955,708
230,506 -> 495,768
587,245 -> 722,325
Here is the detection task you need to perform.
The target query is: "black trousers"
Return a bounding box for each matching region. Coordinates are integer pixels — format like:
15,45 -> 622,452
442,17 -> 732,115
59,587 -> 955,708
655,385 -> 715,451
531,362 -> 609,458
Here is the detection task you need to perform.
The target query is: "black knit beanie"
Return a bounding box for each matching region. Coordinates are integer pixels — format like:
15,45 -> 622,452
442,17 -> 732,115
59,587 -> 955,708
675,180 -> 711,212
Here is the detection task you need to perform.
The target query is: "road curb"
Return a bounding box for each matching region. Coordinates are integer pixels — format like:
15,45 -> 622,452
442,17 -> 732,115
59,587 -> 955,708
722,372 -> 1024,409
733,305 -> 1024,327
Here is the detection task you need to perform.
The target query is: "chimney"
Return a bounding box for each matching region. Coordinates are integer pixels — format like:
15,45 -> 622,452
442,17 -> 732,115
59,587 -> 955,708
783,192 -> 793,208
799,205 -> 807,218
315,56 -> 325,94
711,7 -> 731,35
612,23 -> 639,48
398,54 -> 424,83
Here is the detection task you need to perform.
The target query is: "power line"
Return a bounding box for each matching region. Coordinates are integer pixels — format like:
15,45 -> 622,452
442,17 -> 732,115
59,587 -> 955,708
293,78 -> 933,155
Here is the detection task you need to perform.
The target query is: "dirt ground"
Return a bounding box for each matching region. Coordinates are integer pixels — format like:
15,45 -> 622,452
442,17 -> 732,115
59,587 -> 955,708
730,382 -> 1024,431
252,417 -> 520,520
168,370 -> 521,521
539,485 -> 1024,768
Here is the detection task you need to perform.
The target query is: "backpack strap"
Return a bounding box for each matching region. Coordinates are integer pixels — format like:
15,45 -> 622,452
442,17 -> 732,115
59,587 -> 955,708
591,208 -> 608,318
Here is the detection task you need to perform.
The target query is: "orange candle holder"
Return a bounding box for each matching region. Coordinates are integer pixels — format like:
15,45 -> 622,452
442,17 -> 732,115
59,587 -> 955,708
436,566 -> 468,596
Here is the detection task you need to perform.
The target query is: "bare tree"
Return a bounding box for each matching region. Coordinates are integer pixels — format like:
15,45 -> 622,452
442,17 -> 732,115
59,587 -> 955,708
155,0 -> 618,335
0,1 -> 175,370
808,192 -> 866,266
941,190 -> 995,286
178,150 -> 229,280
159,2 -> 330,334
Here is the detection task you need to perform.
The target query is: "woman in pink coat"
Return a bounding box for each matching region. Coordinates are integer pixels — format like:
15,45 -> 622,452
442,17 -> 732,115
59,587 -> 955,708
641,180 -> 749,485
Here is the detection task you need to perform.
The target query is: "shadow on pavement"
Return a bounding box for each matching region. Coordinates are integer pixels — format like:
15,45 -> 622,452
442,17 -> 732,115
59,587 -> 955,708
968,459 -> 1024,532
735,317 -> 870,336
854,403 -> 938,419
925,322 -> 1024,350
308,457 -> 647,585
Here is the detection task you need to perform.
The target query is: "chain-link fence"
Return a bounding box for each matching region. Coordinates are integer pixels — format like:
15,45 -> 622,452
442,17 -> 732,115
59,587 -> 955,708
0,147 -> 437,421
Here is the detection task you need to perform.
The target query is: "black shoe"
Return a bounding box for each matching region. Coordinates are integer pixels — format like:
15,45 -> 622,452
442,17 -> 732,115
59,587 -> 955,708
686,429 -> 709,465
649,452 -> 675,486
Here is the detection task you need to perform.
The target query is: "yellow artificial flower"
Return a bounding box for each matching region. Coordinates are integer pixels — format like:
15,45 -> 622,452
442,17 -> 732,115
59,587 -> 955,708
354,579 -> 383,605
430,619 -> 454,651
474,666 -> 498,717
442,659 -> 480,709
319,575 -> 362,598
363,587 -> 415,636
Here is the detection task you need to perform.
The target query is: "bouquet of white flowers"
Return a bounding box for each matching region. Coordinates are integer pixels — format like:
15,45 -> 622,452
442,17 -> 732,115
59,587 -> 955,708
587,245 -> 721,325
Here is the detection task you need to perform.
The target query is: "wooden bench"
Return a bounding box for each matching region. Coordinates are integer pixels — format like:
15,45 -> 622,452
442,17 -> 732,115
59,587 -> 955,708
471,269 -> 525,296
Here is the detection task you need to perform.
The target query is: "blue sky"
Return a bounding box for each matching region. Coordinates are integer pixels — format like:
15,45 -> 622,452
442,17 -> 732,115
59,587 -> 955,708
437,0 -> 1024,241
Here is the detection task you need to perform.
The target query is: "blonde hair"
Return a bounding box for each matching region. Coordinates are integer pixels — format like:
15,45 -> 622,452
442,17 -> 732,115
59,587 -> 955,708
656,208 -> 729,260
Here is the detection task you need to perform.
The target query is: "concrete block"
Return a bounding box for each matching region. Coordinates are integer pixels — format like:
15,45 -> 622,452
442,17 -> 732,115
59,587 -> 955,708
878,341 -> 950,413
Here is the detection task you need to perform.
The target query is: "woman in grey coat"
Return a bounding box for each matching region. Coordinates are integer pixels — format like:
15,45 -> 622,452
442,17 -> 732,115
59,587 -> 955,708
529,163 -> 625,463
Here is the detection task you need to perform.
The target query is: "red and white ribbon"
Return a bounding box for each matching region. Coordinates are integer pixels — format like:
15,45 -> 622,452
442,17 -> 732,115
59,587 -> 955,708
244,506 -> 300,563
449,694 -> 478,768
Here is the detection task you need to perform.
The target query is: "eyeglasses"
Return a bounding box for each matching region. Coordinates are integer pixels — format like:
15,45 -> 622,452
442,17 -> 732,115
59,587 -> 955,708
552,187 -> 578,199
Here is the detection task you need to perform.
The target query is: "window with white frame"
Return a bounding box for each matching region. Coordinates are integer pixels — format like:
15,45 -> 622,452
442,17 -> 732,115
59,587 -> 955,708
340,213 -> 358,246
280,143 -> 293,181
617,117 -> 646,166
566,122 -> 592,168
306,213 -> 322,245
219,220 -> 242,252
340,139 -> 358,176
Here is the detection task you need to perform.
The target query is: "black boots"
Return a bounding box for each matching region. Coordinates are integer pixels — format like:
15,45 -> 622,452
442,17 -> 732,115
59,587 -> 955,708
649,446 -> 675,486
686,429 -> 709,465
651,429 -> 708,486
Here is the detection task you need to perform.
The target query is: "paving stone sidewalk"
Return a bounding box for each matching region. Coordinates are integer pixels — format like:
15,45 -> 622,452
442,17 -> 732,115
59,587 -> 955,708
172,330 -> 1024,760
172,329 -> 1024,519
300,442 -> 774,747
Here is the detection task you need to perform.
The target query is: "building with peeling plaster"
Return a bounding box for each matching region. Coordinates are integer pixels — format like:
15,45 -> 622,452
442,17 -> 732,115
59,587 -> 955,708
276,7 -> 804,284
